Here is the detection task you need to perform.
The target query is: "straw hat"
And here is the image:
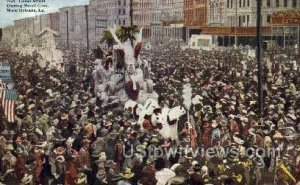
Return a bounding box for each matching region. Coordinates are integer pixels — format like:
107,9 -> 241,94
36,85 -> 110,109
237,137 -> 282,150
95,152 -> 107,162
54,146 -> 66,155
215,102 -> 222,109
55,155 -> 65,163
61,113 -> 69,120
273,131 -> 283,139
5,144 -> 14,151
212,120 -> 219,128
28,104 -> 35,110
119,168 -> 135,179
70,101 -> 77,109
20,174 -> 33,185
34,147 -> 44,153
75,173 -> 87,184
150,137 -> 159,143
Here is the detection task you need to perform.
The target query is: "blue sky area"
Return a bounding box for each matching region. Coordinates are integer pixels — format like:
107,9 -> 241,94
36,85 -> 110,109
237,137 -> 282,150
0,0 -> 89,28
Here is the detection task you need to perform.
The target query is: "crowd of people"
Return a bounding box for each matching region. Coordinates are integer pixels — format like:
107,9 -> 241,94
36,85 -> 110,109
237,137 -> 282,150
0,41 -> 299,185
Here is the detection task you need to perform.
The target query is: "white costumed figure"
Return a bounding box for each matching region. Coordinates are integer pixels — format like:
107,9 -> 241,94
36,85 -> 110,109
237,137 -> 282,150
166,106 -> 187,141
107,26 -> 158,104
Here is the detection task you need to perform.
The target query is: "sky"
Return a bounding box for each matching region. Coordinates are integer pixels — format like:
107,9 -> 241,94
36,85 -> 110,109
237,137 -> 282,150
0,0 -> 89,28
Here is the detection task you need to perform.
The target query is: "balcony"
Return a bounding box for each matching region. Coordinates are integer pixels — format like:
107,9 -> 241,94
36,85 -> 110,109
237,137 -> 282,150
201,26 -> 271,36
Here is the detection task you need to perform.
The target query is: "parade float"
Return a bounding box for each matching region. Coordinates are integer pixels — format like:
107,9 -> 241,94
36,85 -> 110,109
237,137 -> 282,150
35,28 -> 64,70
13,28 -> 63,70
93,25 -> 158,105
13,31 -> 36,57
93,26 -> 206,142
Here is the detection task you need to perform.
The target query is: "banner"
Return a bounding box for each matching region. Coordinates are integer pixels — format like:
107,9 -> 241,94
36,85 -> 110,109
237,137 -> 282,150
0,63 -> 12,82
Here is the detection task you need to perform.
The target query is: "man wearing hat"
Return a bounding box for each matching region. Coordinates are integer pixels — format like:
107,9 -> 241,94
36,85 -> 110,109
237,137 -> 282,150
202,121 -> 212,149
189,163 -> 203,185
79,137 -> 92,171
154,158 -> 175,185
15,147 -> 26,182
119,167 -> 135,183
64,154 -> 78,185
211,120 -> 221,146
139,158 -> 157,185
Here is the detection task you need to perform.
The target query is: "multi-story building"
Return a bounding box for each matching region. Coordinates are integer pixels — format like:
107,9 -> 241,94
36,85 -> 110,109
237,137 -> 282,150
184,0 -> 207,40
89,0 -> 131,47
150,0 -> 163,43
161,0 -> 185,42
150,0 -> 185,44
49,12 -> 60,33
59,6 -> 72,48
203,0 -> 300,47
59,5 -> 89,49
14,17 -> 34,36
207,0 -> 226,26
1,26 -> 15,44
39,14 -> 51,32
133,0 -> 151,40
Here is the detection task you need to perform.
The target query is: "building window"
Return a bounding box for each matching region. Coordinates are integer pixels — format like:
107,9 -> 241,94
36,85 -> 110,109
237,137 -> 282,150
284,0 -> 287,7
118,0 -> 121,6
267,14 -> 271,23
239,0 -> 242,7
124,0 -> 126,6
292,0 -> 297,7
247,0 -> 250,6
123,20 -> 125,25
227,0 -> 230,8
276,0 -> 279,7
267,0 -> 271,7
247,15 -> 250,26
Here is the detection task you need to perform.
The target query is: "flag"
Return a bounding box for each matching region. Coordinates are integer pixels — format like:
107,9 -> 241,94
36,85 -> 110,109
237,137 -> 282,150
3,89 -> 18,123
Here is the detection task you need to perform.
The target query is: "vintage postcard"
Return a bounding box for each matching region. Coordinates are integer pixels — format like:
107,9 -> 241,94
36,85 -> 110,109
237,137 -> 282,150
0,0 -> 299,185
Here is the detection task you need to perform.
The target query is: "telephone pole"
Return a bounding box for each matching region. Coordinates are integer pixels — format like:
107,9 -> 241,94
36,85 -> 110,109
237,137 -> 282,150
130,0 -> 133,26
66,11 -> 69,49
256,0 -> 264,115
130,0 -> 133,46
235,0 -> 238,47
85,5 -> 89,51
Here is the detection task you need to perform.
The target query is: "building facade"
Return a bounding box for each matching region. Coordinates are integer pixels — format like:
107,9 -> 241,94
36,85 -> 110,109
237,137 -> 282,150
184,0 -> 207,41
161,0 -> 185,42
1,26 -> 15,44
150,0 -> 184,44
150,0 -> 163,43
59,5 -> 89,49
89,0 -> 132,47
50,12 -> 60,33
203,0 -> 300,47
133,0 -> 151,40
14,18 -> 34,36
